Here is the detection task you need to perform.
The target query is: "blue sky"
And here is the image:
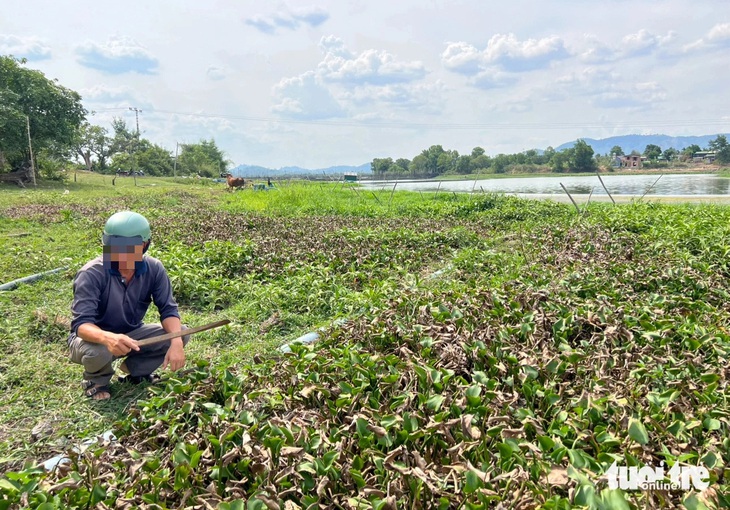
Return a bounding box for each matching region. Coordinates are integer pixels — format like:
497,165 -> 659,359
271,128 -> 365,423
2,0 -> 729,168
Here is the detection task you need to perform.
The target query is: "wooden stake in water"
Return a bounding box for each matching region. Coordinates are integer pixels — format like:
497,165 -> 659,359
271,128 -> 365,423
596,172 -> 615,204
560,183 -> 581,213
640,174 -> 663,201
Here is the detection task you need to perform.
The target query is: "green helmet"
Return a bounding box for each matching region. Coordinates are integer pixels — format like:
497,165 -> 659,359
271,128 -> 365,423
103,211 -> 151,245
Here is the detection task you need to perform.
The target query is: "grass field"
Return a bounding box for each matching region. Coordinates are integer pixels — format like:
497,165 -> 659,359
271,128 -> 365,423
1,173 -> 728,508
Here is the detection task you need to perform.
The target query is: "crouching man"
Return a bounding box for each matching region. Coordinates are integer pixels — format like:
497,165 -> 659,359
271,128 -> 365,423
68,211 -> 189,400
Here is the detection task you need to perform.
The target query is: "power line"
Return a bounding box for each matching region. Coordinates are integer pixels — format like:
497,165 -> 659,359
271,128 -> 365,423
88,106 -> 729,131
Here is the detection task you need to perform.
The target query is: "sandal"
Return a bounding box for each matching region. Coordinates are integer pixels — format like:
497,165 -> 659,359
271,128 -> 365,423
118,373 -> 161,385
82,380 -> 111,400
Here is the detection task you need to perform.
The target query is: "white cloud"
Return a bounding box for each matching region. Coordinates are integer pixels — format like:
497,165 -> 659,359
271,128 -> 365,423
707,23 -> 730,43
206,66 -> 228,81
574,35 -> 614,63
75,36 -> 158,74
547,67 -> 667,109
618,29 -> 676,57
272,71 -> 346,119
343,81 -> 445,112
319,35 -> 353,58
441,34 -> 568,87
271,36 -> 433,120
0,34 -> 51,60
245,6 -> 329,33
483,33 -> 569,71
471,68 -> 518,89
80,85 -> 137,103
441,41 -> 482,75
317,37 -> 427,85
684,22 -> 730,52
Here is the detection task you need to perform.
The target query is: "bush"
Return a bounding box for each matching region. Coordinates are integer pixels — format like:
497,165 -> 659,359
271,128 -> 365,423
36,154 -> 68,181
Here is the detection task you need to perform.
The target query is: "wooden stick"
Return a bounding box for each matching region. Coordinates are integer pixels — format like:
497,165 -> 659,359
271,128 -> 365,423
581,187 -> 595,218
596,172 -> 615,204
560,183 -> 581,213
26,116 -> 36,187
640,174 -> 663,201
388,182 -> 398,206
136,319 -> 231,347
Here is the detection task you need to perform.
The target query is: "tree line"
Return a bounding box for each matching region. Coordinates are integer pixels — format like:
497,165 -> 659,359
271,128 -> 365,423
372,136 -> 730,177
0,56 -> 229,179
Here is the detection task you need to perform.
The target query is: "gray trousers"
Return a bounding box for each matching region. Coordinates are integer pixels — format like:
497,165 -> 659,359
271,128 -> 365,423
68,324 -> 190,386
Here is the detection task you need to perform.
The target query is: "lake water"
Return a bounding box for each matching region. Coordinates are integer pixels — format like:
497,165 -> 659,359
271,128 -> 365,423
360,173 -> 730,196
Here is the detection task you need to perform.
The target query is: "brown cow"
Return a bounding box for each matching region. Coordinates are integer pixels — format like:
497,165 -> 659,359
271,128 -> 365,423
225,173 -> 246,191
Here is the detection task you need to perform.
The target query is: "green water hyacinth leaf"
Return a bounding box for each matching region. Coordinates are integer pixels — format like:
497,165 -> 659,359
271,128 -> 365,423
683,493 -> 712,510
90,485 -> 107,506
426,394 -> 445,412
701,451 -> 718,469
537,435 -> 555,451
647,388 -> 680,408
464,470 -> 481,494
472,370 -> 490,385
628,417 -> 649,445
218,501 -> 245,510
700,372 -> 720,384
465,385 -> 482,406
703,418 -> 721,431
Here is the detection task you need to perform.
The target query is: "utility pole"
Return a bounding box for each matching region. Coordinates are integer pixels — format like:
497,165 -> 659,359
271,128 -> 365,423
26,116 -> 36,187
129,107 -> 142,177
128,107 -> 142,135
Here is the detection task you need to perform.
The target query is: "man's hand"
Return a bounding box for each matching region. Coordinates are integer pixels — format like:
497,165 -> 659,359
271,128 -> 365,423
162,338 -> 186,371
104,333 -> 140,356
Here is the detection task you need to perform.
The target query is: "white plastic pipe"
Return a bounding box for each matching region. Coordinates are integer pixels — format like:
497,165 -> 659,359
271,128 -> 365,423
0,267 -> 68,291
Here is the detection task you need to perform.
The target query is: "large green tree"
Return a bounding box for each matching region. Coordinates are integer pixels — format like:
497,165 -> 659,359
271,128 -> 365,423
570,139 -> 597,172
709,135 -> 730,164
643,144 -> 662,160
661,147 -> 678,161
176,139 -> 229,177
0,56 -> 86,172
73,122 -> 112,172
682,144 -> 701,159
371,157 -> 393,175
135,141 -> 174,176
420,145 -> 447,174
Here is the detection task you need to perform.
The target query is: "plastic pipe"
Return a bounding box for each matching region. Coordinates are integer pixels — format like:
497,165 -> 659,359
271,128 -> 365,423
0,267 -> 68,291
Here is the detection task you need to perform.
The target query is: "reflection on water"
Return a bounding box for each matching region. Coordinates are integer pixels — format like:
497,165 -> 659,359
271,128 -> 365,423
360,174 -> 730,196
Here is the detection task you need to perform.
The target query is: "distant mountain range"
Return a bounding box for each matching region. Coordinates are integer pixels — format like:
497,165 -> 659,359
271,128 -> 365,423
231,134 -> 727,176
556,134 -> 728,155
